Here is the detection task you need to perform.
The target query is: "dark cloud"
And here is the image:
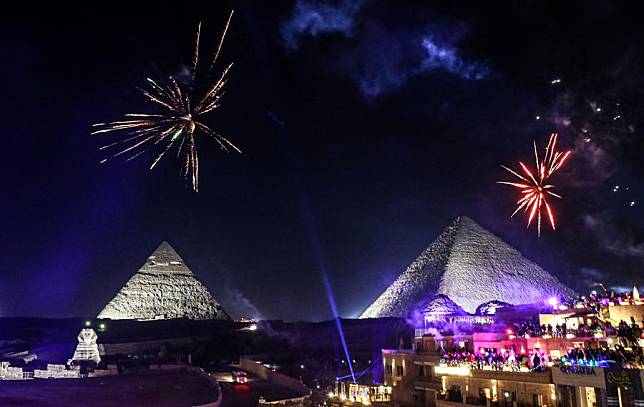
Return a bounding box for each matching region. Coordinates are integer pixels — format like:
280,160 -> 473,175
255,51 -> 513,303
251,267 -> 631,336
578,267 -> 609,287
583,213 -> 644,258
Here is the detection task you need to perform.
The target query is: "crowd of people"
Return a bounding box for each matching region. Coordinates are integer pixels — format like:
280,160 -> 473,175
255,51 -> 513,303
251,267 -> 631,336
566,287 -> 641,310
432,286 -> 644,371
440,344 -> 643,371
511,319 -> 642,340
511,317 -> 642,344
561,346 -> 643,368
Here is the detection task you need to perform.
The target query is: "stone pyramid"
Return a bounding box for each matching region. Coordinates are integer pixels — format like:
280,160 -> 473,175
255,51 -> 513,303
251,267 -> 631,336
360,216 -> 575,318
98,241 -> 230,320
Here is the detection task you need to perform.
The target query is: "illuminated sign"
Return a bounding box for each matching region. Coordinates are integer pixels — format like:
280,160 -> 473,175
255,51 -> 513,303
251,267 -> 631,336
559,366 -> 596,375
425,315 -> 495,324
606,370 -> 631,386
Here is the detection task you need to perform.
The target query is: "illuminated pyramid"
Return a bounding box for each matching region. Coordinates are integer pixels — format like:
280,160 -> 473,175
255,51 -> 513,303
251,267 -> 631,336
98,241 -> 230,321
360,216 -> 575,318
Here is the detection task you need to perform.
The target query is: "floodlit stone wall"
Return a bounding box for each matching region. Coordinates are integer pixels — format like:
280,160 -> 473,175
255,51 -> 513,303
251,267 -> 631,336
33,364 -> 80,379
1,362 -> 28,380
1,362 -> 27,380
606,303 -> 644,325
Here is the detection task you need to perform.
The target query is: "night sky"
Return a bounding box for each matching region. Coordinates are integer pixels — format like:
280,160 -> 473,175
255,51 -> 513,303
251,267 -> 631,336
2,1 -> 643,321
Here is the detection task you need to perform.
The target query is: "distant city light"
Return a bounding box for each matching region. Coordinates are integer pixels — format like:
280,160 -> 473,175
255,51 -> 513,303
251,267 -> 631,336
248,323 -> 257,331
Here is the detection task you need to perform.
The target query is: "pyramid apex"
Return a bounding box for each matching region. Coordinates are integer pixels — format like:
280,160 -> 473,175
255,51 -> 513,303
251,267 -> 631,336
155,240 -> 175,251
146,241 -> 189,273
451,215 -> 476,226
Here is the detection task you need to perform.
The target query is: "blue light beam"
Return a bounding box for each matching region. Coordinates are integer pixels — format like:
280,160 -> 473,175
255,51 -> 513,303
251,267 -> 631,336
323,275 -> 356,383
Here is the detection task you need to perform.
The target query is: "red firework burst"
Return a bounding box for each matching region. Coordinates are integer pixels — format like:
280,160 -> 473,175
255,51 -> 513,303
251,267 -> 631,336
498,133 -> 571,237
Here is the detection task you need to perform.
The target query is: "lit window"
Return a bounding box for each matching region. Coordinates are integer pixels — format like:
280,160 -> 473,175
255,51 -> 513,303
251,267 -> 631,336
396,365 -> 404,376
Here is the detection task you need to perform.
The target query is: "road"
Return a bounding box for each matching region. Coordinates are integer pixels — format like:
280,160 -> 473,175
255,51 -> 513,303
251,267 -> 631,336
212,369 -> 303,406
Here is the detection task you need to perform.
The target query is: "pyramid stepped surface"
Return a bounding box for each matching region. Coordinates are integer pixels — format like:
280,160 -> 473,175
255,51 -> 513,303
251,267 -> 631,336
360,216 -> 575,318
98,242 -> 230,321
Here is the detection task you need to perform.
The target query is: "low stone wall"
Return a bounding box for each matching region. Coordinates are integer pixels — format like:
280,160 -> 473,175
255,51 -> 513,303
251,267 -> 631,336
33,364 -> 80,379
238,357 -> 311,403
88,365 -> 119,377
2,366 -> 27,380
150,363 -> 188,371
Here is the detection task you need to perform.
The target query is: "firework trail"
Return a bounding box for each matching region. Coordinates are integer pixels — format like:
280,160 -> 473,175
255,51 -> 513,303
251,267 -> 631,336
93,11 -> 239,192
498,133 -> 571,237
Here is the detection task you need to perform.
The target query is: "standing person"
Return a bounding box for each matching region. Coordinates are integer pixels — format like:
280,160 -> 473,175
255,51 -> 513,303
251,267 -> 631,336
532,352 -> 541,371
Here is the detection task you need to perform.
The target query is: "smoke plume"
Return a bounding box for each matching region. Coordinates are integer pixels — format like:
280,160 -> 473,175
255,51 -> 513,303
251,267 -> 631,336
280,0 -> 364,51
